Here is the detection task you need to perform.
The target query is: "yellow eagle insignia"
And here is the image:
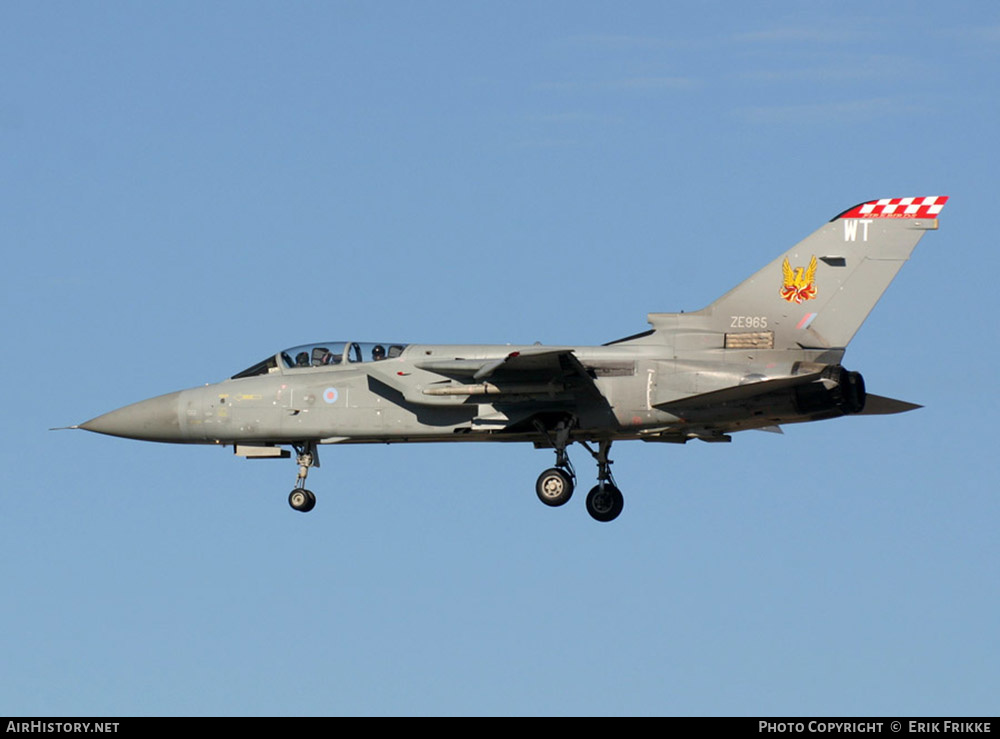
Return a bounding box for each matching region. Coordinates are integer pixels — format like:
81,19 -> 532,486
780,255 -> 818,304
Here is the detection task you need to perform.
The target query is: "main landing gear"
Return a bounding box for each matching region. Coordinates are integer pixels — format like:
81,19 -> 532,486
580,439 -> 624,523
534,420 -> 576,507
534,422 -> 624,522
288,442 -> 318,513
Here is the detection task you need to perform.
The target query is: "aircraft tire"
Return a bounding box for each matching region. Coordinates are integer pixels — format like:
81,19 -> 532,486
586,485 -> 623,522
535,468 -> 574,507
289,488 -> 316,513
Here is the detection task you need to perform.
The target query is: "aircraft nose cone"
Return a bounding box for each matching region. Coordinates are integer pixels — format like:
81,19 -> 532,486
80,391 -> 184,442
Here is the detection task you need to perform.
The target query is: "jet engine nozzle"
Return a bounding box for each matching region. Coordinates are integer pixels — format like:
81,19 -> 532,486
793,366 -> 866,417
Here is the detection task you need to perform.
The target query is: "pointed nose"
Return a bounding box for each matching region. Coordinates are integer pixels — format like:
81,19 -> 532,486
80,391 -> 184,442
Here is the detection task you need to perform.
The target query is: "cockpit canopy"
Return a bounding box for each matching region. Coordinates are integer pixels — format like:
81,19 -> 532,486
231,341 -> 409,379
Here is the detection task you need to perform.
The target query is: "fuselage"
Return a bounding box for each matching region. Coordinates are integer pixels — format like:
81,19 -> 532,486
79,338 -> 844,447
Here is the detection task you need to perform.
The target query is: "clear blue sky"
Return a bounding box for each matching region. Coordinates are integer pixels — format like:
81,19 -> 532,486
2,1 -> 998,716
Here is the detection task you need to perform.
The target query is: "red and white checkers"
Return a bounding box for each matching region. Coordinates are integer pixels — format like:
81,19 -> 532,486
839,196 -> 948,219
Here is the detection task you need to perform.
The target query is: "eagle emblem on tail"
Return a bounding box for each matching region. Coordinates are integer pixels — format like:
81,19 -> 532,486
780,256 -> 818,304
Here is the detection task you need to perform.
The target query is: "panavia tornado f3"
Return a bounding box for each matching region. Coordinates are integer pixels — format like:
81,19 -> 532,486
72,196 -> 947,522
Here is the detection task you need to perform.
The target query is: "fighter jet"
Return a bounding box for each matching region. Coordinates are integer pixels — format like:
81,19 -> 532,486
72,196 -> 947,522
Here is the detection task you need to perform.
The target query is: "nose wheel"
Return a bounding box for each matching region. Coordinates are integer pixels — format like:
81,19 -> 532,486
289,488 -> 316,513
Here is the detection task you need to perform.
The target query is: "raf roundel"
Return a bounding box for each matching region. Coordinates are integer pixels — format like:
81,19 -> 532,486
323,388 -> 339,404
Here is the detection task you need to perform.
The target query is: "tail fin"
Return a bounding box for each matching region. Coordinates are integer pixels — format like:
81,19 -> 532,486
650,196 -> 948,350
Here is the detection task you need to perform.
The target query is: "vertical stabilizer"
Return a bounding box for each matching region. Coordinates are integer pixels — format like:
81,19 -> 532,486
650,197 -> 947,350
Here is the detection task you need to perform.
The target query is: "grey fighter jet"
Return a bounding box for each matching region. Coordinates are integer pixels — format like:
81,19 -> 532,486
73,196 -> 947,522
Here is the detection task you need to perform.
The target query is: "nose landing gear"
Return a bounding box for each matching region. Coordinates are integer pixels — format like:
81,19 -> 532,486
288,442 -> 318,513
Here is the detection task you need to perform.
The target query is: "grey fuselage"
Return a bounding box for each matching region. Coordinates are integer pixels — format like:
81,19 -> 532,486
79,336 -> 845,448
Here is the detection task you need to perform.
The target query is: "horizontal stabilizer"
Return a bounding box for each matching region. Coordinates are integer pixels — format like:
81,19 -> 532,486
858,394 -> 922,415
